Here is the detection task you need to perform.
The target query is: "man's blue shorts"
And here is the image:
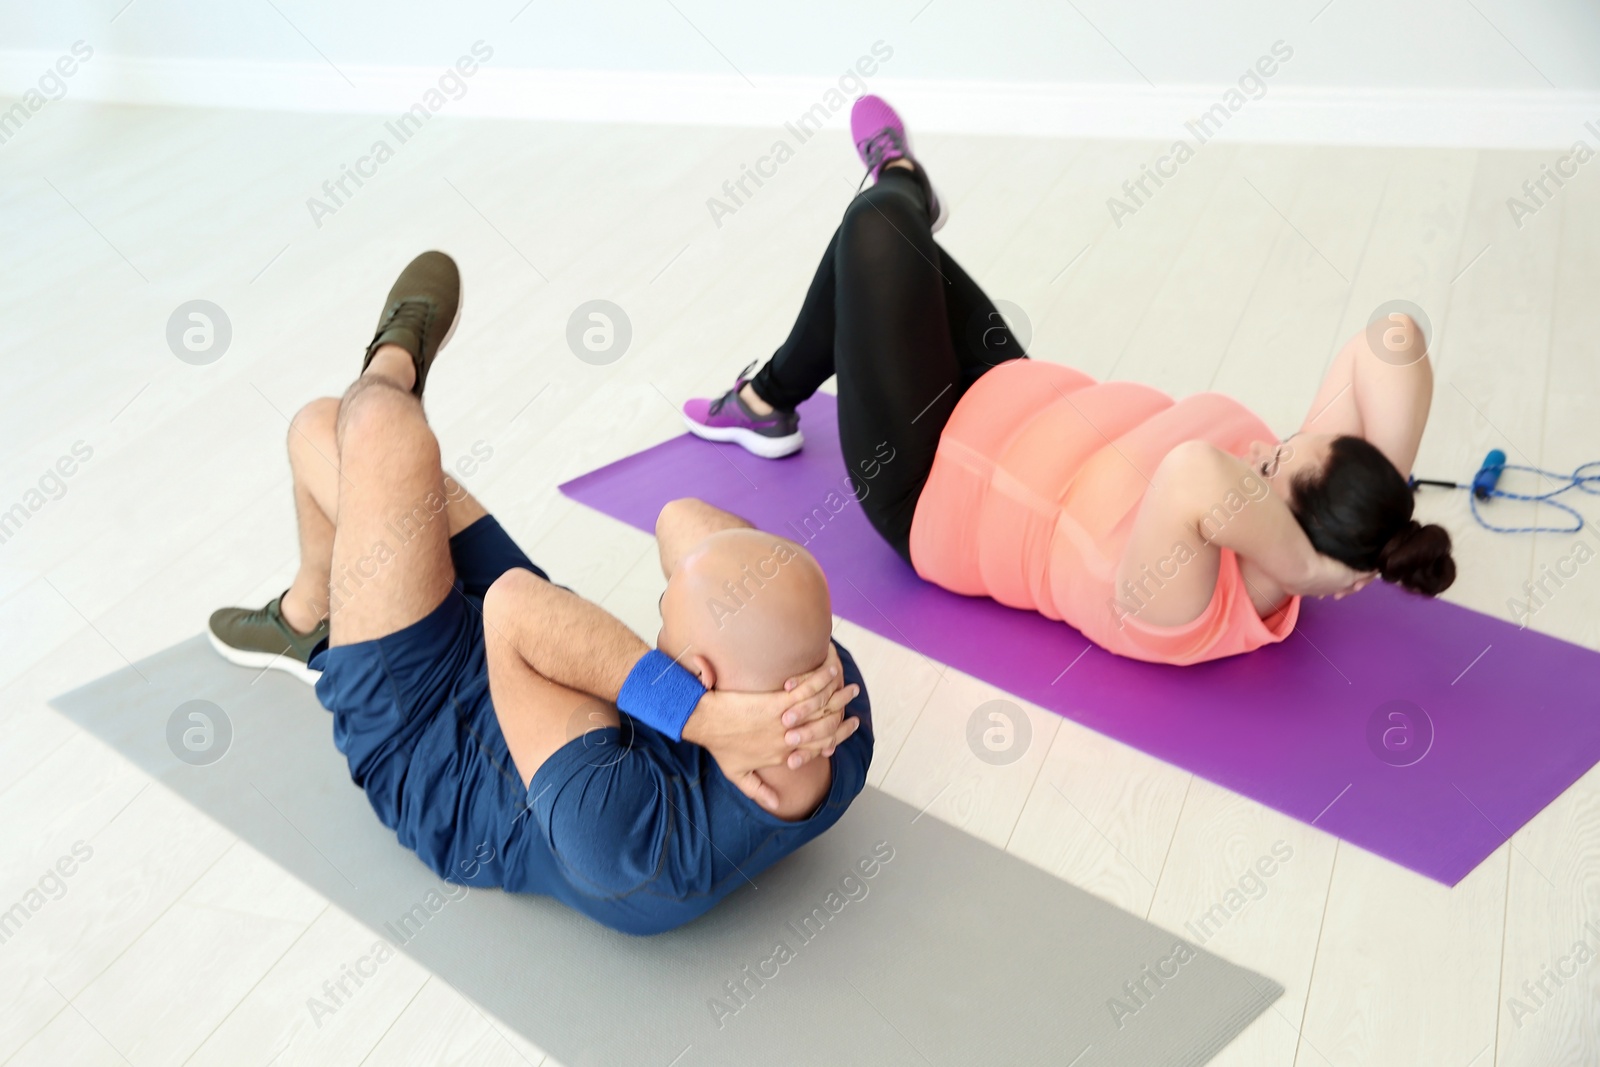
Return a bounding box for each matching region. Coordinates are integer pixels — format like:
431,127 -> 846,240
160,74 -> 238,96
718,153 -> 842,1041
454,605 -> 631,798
308,515 -> 874,936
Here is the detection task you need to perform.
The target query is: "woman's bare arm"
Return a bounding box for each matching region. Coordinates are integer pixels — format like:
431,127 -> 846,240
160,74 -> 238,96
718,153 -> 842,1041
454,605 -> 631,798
1192,448 -> 1370,598
1118,442 -> 1360,626
1178,443 -> 1325,591
1300,315 -> 1433,476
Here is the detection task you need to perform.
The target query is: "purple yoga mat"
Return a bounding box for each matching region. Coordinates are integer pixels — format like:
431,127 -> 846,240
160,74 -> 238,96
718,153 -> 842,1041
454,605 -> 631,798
561,395 -> 1600,885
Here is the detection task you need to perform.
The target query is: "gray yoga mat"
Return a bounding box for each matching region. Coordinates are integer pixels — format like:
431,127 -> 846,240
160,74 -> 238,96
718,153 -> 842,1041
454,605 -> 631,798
52,636 -> 1282,1066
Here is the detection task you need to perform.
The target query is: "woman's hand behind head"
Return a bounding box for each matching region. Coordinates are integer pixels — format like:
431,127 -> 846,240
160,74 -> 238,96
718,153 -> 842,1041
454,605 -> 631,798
1295,554 -> 1377,599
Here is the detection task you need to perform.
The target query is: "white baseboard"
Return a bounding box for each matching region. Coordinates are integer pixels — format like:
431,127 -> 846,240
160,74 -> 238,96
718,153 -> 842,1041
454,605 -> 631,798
4,49 -> 1598,149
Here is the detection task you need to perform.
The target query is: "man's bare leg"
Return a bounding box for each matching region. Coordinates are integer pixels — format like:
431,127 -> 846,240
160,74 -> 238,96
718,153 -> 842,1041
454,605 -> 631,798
278,379 -> 489,635
325,345 -> 454,645
254,344 -> 489,646
279,397 -> 341,633
209,250 -> 468,676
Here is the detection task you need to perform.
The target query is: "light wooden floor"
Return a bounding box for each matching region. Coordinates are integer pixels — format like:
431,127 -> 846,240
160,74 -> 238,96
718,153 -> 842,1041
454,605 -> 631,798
1,101 -> 1597,1067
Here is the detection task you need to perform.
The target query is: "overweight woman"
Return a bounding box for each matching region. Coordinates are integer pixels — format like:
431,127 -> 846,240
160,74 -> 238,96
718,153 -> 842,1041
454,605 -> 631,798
683,96 -> 1455,666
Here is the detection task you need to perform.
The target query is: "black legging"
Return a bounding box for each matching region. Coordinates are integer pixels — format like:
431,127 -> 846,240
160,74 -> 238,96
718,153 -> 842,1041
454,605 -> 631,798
749,168 -> 1026,561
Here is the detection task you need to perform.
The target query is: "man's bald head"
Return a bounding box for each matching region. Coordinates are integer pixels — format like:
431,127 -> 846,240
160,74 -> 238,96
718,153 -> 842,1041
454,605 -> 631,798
659,529 -> 832,692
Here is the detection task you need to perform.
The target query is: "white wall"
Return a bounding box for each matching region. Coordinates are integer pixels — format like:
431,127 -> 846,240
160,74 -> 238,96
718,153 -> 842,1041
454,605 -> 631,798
6,0 -> 1600,87
3,0 -> 1599,145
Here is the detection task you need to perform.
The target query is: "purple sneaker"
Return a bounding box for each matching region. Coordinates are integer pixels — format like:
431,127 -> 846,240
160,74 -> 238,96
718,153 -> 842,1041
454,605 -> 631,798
850,94 -> 947,233
682,364 -> 803,459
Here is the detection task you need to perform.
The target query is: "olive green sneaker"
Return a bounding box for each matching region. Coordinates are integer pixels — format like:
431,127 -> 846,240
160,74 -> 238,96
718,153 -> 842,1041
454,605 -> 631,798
207,593 -> 328,684
360,250 -> 462,397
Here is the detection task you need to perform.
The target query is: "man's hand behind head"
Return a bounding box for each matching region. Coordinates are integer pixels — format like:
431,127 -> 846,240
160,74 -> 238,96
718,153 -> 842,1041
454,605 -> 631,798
663,529 -> 860,812
685,657 -> 862,815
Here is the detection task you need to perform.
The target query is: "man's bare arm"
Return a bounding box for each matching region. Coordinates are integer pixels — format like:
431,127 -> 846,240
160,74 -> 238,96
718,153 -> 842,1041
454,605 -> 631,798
481,568 -> 645,704
656,497 -> 752,579
482,567 -> 855,762
480,493 -> 772,701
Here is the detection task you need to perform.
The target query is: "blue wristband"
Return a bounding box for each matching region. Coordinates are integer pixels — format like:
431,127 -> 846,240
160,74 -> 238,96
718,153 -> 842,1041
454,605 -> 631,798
616,649 -> 706,741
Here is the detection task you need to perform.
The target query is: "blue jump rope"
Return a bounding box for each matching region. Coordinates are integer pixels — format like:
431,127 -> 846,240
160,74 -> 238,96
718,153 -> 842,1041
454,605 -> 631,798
1410,450 -> 1600,534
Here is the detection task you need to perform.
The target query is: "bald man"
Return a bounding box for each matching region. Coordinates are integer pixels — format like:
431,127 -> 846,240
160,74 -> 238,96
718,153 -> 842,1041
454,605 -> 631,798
483,498 -> 873,932
206,252 -> 870,936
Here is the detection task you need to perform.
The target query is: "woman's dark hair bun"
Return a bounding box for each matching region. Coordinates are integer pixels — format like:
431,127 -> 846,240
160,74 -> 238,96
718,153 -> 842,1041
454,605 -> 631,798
1289,436 -> 1458,598
1379,519 -> 1456,596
